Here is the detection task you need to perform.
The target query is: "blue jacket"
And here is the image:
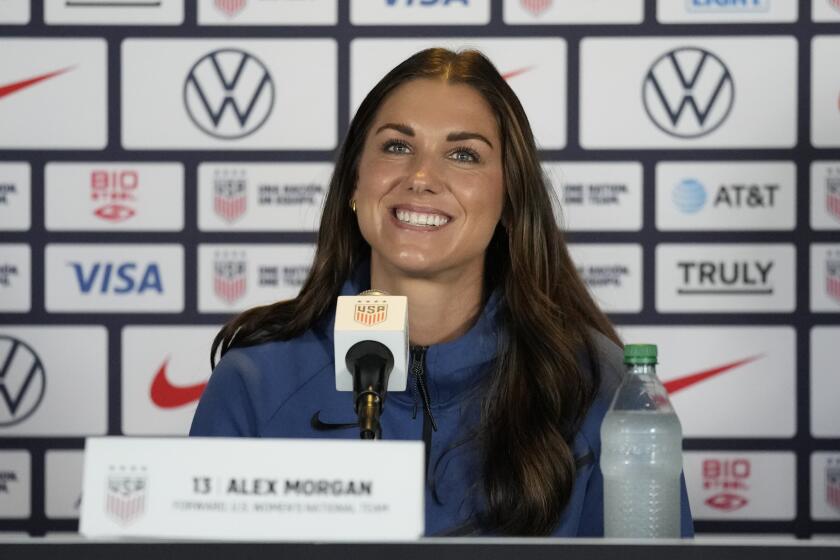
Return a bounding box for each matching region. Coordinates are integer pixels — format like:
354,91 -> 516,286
190,269 -> 694,537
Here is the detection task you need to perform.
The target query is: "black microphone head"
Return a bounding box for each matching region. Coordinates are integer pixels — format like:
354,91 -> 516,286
345,340 -> 394,374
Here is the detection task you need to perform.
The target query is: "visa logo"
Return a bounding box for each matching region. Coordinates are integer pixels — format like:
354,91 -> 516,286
70,262 -> 163,294
386,0 -> 469,6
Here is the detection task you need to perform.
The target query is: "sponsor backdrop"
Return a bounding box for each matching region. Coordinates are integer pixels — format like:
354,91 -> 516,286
0,0 -> 838,539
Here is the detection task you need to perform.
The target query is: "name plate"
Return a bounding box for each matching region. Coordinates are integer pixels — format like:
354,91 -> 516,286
80,437 -> 425,541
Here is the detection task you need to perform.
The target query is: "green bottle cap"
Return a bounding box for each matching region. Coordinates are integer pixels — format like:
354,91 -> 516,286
624,343 -> 658,365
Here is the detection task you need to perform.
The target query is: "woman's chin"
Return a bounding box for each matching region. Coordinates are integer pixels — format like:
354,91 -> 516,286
376,250 -> 446,279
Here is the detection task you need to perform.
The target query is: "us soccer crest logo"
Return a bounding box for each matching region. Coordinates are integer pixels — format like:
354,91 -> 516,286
827,250 -> 840,303
827,459 -> 840,513
354,301 -> 387,326
213,170 -> 247,223
214,251 -> 247,304
106,466 -> 147,525
826,170 -> 840,221
215,0 -> 246,18
520,0 -> 552,16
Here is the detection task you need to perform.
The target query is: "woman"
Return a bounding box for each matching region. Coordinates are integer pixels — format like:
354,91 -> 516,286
190,48 -> 694,537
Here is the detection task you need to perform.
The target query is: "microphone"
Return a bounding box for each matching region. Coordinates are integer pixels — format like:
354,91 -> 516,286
334,292 -> 408,439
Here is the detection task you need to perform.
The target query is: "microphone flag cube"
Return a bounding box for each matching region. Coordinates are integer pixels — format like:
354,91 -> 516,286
334,295 -> 408,392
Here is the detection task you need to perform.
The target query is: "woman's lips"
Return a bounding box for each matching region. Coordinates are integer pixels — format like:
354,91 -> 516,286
389,205 -> 452,230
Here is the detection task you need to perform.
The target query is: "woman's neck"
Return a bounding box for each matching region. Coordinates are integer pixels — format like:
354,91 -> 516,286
369,256 -> 485,347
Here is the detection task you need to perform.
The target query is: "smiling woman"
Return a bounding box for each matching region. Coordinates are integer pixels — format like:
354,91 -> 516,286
354,78 -> 505,345
189,48 -> 694,537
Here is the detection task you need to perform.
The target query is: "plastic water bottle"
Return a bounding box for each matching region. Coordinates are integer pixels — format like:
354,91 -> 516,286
600,344 -> 683,538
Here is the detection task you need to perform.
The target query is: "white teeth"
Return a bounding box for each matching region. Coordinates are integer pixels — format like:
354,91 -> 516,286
395,209 -> 449,227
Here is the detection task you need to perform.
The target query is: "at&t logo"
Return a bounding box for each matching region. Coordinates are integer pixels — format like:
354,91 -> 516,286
673,178 -> 779,214
643,47 -> 735,138
673,179 -> 707,214
183,49 -> 274,140
0,336 -> 46,427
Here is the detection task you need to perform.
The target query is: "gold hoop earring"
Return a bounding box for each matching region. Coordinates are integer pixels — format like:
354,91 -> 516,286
350,199 -> 357,213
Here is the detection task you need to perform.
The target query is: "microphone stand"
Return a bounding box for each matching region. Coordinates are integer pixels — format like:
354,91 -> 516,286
345,341 -> 394,440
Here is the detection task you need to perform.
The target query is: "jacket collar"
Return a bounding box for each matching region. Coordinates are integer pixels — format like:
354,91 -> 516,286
324,262 -> 502,409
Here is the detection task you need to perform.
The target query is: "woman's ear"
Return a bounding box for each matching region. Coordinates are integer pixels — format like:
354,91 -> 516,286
500,200 -> 512,231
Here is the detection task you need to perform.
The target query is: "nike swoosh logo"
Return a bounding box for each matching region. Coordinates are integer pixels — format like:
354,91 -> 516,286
149,359 -> 207,409
501,67 -> 533,81
310,411 -> 357,431
664,355 -> 762,394
0,67 -> 74,101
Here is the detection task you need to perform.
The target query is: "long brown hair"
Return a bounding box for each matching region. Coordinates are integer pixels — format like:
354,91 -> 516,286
211,48 -> 619,535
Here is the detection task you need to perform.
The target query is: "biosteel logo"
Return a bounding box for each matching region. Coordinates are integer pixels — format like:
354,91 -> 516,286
90,169 -> 138,223
702,458 -> 750,512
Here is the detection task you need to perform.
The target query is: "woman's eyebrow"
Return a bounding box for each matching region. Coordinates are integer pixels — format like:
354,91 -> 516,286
374,123 -> 494,149
446,131 -> 493,149
375,122 -> 413,136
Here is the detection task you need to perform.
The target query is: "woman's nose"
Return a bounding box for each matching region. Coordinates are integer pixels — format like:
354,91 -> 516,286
406,156 -> 443,195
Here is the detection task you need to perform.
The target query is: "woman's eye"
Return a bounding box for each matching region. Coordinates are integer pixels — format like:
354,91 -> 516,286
451,148 -> 480,163
384,140 -> 411,154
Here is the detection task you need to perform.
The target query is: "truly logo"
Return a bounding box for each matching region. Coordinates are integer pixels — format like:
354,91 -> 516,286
676,260 -> 775,296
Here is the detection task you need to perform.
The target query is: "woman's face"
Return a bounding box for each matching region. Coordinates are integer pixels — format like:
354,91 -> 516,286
353,78 -> 505,279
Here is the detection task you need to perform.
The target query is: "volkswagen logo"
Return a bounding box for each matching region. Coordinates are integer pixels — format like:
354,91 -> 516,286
642,47 -> 735,139
0,335 -> 46,427
183,48 -> 275,140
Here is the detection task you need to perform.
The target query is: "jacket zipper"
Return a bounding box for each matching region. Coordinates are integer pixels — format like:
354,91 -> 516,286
410,346 -> 438,478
